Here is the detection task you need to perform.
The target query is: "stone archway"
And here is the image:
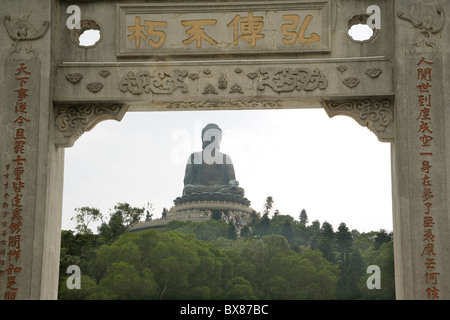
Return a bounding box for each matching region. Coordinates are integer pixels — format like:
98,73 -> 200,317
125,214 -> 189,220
0,0 -> 449,300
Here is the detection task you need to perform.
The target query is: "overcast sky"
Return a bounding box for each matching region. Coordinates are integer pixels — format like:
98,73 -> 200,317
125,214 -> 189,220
62,107 -> 393,234
61,24 -> 391,234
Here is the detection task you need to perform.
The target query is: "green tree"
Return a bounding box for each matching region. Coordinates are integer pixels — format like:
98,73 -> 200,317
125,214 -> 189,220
239,225 -> 252,239
210,210 -> 222,220
168,219 -> 231,241
336,222 -> 353,263
309,220 -> 321,250
97,202 -> 144,243
71,206 -> 103,235
58,274 -> 100,300
374,229 -> 393,250
59,200 -> 394,301
318,221 -> 336,264
227,222 -> 238,240
58,229 -> 102,295
299,209 -> 308,225
223,276 -> 257,300
347,249 -> 365,299
97,262 -> 158,299
359,241 -> 395,300
299,250 -> 339,299
255,213 -> 271,237
270,214 -> 295,245
336,248 -> 364,300
281,220 -> 294,245
263,196 -> 274,216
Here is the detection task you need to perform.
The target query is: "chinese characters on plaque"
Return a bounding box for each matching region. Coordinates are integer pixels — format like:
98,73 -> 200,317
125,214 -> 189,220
119,4 -> 330,56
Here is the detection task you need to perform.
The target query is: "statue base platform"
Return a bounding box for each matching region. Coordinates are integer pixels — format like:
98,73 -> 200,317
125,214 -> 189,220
174,193 -> 251,206
129,200 -> 255,233
169,200 -> 253,215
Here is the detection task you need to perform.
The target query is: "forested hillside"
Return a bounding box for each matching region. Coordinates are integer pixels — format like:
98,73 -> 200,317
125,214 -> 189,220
59,203 -> 394,300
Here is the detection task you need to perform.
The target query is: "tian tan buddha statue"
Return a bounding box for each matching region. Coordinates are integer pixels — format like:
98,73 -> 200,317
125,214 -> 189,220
173,123 -> 250,206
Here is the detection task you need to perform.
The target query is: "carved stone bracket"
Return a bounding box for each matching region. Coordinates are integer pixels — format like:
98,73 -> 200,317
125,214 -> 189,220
322,98 -> 394,142
54,104 -> 128,148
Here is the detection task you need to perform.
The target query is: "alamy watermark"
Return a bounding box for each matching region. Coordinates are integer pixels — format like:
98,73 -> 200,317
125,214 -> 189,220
171,122 -> 235,166
367,5 -> 381,30
66,5 -> 81,30
366,265 -> 381,290
66,265 -> 81,290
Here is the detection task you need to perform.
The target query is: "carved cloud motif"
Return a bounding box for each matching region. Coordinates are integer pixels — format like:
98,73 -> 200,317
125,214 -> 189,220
87,82 -> 104,93
324,99 -> 394,142
65,73 -> 83,84
365,68 -> 383,78
54,104 -> 128,148
257,68 -> 328,92
343,77 -> 360,88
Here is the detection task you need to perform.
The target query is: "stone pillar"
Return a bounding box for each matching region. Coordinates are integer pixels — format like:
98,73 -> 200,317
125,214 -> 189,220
0,0 -> 63,299
393,0 -> 450,299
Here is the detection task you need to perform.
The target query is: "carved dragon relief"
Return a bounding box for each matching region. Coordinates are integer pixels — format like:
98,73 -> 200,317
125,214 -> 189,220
322,98 -> 394,142
397,7 -> 445,53
3,13 -> 50,60
54,104 -> 128,148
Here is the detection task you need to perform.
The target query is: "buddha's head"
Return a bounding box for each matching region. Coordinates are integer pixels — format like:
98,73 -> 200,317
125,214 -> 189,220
202,123 -> 222,150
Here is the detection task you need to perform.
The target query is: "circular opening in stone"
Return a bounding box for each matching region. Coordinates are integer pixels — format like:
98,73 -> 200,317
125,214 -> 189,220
347,14 -> 376,43
348,23 -> 374,41
79,29 -> 101,47
71,19 -> 102,48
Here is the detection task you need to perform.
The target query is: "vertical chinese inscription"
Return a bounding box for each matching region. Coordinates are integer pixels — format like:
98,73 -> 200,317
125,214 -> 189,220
0,164 -> 11,285
0,62 -> 32,300
415,56 -> 439,299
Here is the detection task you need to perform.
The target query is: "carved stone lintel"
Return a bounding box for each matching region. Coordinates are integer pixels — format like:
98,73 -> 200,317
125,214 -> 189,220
54,104 -> 128,148
166,100 -> 282,110
322,98 -> 394,142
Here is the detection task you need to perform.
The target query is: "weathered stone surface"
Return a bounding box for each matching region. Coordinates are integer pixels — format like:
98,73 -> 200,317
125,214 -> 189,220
0,0 -> 63,300
393,1 -> 450,300
1,0 -> 450,300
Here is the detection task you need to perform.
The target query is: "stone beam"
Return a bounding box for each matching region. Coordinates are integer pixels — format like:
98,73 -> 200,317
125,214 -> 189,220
53,58 -> 393,109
